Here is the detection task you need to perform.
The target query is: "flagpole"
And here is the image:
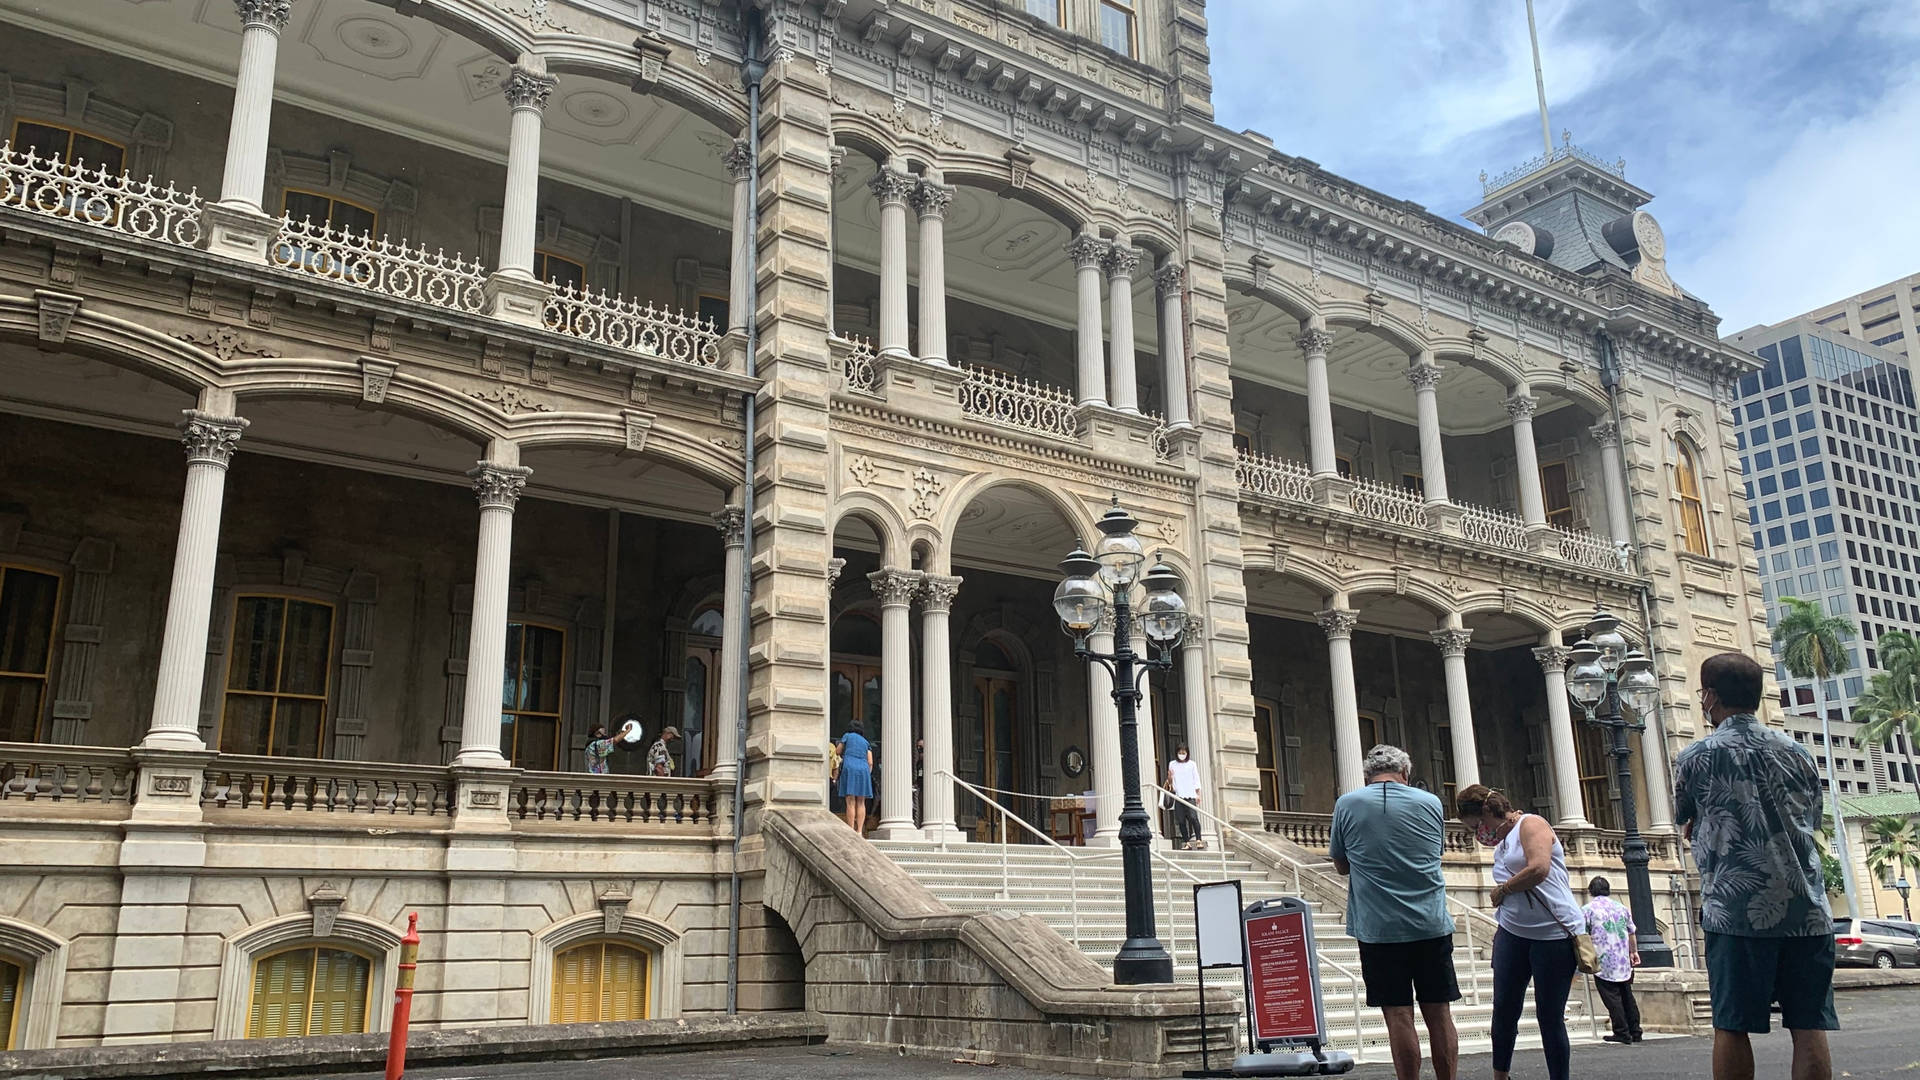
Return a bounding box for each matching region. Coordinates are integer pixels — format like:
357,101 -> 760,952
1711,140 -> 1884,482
1525,0 -> 1554,156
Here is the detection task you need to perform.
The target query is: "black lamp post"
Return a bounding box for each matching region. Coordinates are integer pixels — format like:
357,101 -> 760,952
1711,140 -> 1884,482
1898,878 -> 1912,922
1565,605 -> 1674,968
1054,498 -> 1185,985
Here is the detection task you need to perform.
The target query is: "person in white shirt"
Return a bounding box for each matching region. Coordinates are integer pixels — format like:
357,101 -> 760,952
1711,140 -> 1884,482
1166,744 -> 1204,850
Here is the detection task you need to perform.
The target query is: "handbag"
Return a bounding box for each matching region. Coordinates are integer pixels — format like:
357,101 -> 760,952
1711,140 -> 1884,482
1536,887 -> 1602,975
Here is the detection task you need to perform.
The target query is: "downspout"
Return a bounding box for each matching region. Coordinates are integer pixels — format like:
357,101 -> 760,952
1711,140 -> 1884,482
727,0 -> 765,1017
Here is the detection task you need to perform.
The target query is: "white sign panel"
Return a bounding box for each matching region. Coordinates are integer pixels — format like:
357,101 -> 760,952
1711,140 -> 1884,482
1194,880 -> 1245,969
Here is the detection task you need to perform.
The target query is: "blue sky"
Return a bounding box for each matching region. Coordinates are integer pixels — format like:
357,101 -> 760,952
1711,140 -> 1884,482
1207,0 -> 1920,334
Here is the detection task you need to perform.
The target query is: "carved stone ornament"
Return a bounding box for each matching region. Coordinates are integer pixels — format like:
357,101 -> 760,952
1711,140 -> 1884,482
722,139 -> 752,182
175,326 -> 283,362
1505,395 -> 1539,422
598,886 -> 631,935
469,386 -> 552,415
35,291 -> 81,344
908,467 -> 944,520
1294,328 -> 1334,356
1431,627 -> 1473,657
713,505 -> 746,547
1316,608 -> 1358,640
469,462 -> 532,510
826,557 -> 847,590
235,0 -> 293,33
832,90 -> 965,150
622,410 -> 653,452
1005,146 -> 1034,189
868,167 -> 916,207
846,454 -> 879,488
502,66 -> 558,111
1153,262 -> 1184,295
180,410 -> 249,467
1532,645 -> 1574,671
868,568 -> 922,607
1405,364 -> 1443,392
307,883 -> 345,938
1066,233 -> 1107,270
910,180 -> 954,219
495,0 -> 578,35
360,357 -> 397,404
1103,245 -> 1141,280
919,574 -> 962,612
1590,418 -> 1620,448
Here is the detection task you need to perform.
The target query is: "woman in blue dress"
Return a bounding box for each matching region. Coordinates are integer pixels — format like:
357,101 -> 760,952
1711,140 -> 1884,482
836,718 -> 874,834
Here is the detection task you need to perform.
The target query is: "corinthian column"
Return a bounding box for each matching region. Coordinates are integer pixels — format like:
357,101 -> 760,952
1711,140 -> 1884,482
1407,356 -> 1451,504
723,140 -> 753,335
485,57 -> 558,326
1432,627 -> 1481,789
1105,243 -> 1142,413
1155,261 -> 1191,428
1592,418 -> 1634,545
708,507 -> 746,782
1535,645 -> 1591,827
1320,608 -> 1363,794
912,176 -> 954,364
203,0 -> 294,259
919,574 -> 962,840
869,568 -> 922,838
1299,326 -> 1338,477
455,460 -> 532,767
1070,232 -> 1108,407
144,408 -> 250,750
1508,393 -> 1549,528
870,162 -> 915,360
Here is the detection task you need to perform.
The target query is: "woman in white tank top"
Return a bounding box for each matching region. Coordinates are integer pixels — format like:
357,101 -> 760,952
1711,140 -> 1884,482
1456,784 -> 1582,1080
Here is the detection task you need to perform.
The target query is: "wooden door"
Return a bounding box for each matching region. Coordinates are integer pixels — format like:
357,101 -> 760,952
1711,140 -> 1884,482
972,674 -> 1020,839
1255,698 -> 1282,813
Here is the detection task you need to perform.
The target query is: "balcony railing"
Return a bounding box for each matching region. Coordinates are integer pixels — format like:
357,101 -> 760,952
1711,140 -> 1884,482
1557,526 -> 1633,574
955,362 -> 1079,442
1235,449 -> 1314,503
543,284 -> 723,368
509,772 -> 717,828
203,756 -> 451,819
840,334 -> 881,396
1347,475 -> 1430,529
0,141 -> 202,247
0,744 -> 137,809
1267,810 -> 1683,864
1460,503 -> 1530,553
268,215 -> 487,314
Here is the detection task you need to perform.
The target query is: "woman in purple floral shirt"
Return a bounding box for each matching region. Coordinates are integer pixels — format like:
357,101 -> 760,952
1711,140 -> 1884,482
1582,876 -> 1642,1043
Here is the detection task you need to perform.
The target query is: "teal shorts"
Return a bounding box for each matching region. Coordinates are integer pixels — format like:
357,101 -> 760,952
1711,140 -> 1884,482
1704,932 -> 1838,1034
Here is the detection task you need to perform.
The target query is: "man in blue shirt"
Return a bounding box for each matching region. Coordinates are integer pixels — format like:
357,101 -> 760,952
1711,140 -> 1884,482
1330,744 -> 1459,1080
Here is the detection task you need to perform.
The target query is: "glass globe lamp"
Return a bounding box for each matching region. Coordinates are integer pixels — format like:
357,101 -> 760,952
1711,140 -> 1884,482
1138,560 -> 1187,642
1616,649 -> 1660,718
1092,498 -> 1146,589
1053,543 -> 1107,633
1586,606 -> 1628,674
1566,638 -> 1607,708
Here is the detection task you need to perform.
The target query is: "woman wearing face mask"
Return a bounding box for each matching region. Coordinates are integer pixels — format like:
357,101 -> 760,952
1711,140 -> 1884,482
1166,744 -> 1204,850
1455,784 -> 1585,1080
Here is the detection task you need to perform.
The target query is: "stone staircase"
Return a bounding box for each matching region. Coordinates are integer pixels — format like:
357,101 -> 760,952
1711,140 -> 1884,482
875,838 -> 1607,1063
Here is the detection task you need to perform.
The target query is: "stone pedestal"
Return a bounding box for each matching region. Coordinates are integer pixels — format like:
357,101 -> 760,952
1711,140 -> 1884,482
199,201 -> 280,262
875,352 -> 966,416
482,272 -> 552,328
1077,403 -> 1161,461
1311,474 -> 1355,510
1428,502 -> 1466,537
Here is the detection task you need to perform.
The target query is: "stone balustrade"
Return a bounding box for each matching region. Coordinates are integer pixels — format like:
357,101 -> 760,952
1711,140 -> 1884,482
542,284 -> 722,368
954,362 -> 1079,441
0,743 -> 137,812
1266,810 -> 1683,864
203,755 -> 452,819
269,215 -> 487,313
508,772 -> 718,828
0,141 -> 202,247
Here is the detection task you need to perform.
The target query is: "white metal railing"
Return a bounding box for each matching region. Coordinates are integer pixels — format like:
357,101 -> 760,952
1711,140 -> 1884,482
1556,525 -> 1633,573
269,215 -> 487,313
1147,417 -> 1175,465
0,141 -> 202,246
839,334 -> 880,395
1235,449 -> 1314,504
937,771 -> 1115,948
543,283 -> 723,368
1347,475 -> 1430,529
955,363 -> 1079,441
1460,503 -> 1531,552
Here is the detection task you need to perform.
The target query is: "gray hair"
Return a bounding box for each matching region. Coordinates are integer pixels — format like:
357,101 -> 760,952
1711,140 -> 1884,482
1363,744 -> 1414,781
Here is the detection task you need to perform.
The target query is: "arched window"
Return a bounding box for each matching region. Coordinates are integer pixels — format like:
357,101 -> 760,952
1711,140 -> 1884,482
246,945 -> 372,1039
0,955 -> 20,1050
1675,443 -> 1710,555
551,941 -> 650,1023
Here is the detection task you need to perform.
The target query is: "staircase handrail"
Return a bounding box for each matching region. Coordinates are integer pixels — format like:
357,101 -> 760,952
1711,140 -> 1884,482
937,770 -> 1123,947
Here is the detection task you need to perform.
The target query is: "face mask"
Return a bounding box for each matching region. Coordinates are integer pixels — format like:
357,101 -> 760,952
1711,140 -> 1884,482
1177,753 -> 1189,761
1474,820 -> 1502,847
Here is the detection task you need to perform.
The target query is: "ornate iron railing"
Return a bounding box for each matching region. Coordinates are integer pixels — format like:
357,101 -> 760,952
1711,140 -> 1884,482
508,773 -> 716,827
0,744 -> 137,807
1347,476 -> 1430,529
543,284 -> 722,368
1148,418 -> 1175,464
268,216 -> 487,313
202,756 -> 450,817
839,334 -> 881,395
1460,503 -> 1531,552
1482,140 -> 1627,194
1557,526 -> 1633,573
1234,449 -> 1313,504
0,141 -> 202,246
955,363 -> 1079,441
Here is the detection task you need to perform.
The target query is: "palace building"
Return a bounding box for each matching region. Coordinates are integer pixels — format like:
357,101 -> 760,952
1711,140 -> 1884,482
0,0 -> 1759,1067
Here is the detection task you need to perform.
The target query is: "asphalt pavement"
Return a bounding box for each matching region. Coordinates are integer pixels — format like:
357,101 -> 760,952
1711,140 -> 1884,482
355,985 -> 1920,1080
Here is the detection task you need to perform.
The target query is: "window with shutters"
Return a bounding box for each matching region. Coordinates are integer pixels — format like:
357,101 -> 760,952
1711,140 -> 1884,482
502,621 -> 567,771
221,595 -> 334,758
0,956 -> 20,1050
1540,461 -> 1574,528
1676,443 -> 1711,555
0,565 -> 62,744
551,941 -> 650,1023
246,946 -> 371,1039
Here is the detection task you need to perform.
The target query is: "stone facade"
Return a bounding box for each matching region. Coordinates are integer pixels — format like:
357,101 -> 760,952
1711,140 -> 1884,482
0,0 -> 1763,1065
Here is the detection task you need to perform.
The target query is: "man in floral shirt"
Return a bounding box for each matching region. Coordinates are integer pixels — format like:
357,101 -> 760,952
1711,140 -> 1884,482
1581,876 -> 1641,1043
1674,652 -> 1835,1080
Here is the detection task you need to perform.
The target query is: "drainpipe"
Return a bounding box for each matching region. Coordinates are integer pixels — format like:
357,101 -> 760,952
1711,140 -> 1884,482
726,0 -> 765,1017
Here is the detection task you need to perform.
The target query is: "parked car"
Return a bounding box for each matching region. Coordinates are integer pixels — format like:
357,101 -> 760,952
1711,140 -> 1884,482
1834,918 -> 1920,969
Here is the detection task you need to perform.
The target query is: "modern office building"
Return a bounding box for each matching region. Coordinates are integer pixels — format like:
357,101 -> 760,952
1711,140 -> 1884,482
1792,272 -> 1920,364
1724,319 -> 1920,793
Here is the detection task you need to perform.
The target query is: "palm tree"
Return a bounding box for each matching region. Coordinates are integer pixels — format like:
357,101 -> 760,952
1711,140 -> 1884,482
1866,815 -> 1920,920
1857,630 -> 1920,790
1774,595 -> 1861,918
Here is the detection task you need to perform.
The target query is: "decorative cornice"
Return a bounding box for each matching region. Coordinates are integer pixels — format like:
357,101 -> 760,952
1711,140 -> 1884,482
1505,395 -> 1539,422
1431,627 -> 1473,657
713,505 -> 746,548
868,167 -> 916,207
919,573 -> 962,613
469,462 -> 532,511
234,0 -> 293,33
1103,245 -> 1141,280
503,66 -> 558,112
1316,608 -> 1358,641
868,567 -> 922,607
180,411 -> 249,467
1405,364 -> 1443,392
1294,328 -> 1333,356
910,180 -> 955,219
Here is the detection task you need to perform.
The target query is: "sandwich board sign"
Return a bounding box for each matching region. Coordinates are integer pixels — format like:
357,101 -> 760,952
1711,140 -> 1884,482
1233,896 -> 1352,1076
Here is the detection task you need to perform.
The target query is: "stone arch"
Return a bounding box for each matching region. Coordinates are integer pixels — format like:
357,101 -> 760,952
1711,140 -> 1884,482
212,910 -> 403,1040
828,126 -> 898,171
936,160 -> 1090,233
544,44 -> 749,138
0,916 -> 68,1050
1222,266 -> 1319,324
388,0 -> 535,63
1345,572 -> 1459,622
1322,303 -> 1434,363
1428,340 -> 1530,396
830,493 -> 911,569
528,909 -> 686,1022
0,298 -> 220,394
1456,592 -> 1592,637
935,475 -> 1098,563
1530,371 -> 1613,421
1240,551 -> 1345,605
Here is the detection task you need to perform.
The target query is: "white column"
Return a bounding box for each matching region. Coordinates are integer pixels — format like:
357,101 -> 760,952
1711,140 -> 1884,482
1534,645 -> 1592,828
1592,419 -> 1634,545
871,162 -> 914,360
1299,326 -> 1338,477
869,568 -> 921,838
454,458 -> 532,767
1155,261 -> 1191,428
1640,711 -> 1674,830
1088,617 -> 1122,842
1106,243 -> 1141,413
919,574 -> 962,840
1178,623 -> 1217,845
723,140 -> 753,334
1433,626 -> 1482,789
912,176 -> 953,365
143,406 -> 250,750
495,58 -> 555,279
1408,355 -> 1450,504
1320,608 -> 1363,794
217,0 -> 292,209
1508,392 -> 1549,528
1070,232 -> 1108,407
708,507 -> 746,781
1130,631 -> 1159,842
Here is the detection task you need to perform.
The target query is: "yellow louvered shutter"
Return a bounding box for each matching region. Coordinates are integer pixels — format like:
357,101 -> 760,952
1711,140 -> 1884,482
249,949 -> 314,1038
0,958 -> 21,1050
308,948 -> 371,1035
553,943 -> 600,1024
599,943 -> 648,1021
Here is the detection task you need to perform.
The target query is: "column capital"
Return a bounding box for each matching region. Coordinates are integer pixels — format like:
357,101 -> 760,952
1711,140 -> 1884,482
235,0 -> 293,32
1153,261 -> 1184,294
1067,233 -> 1107,269
722,139 -> 753,181
910,179 -> 954,219
469,461 -> 532,510
1316,608 -> 1358,641
918,573 -> 962,612
868,166 -> 916,207
1505,393 -> 1539,422
1533,644 -> 1575,670
826,556 -> 847,589
1590,417 -> 1620,447
1103,244 -> 1140,280
180,410 -> 249,467
1295,328 -> 1334,356
1431,627 -> 1473,657
502,65 -> 558,112
1180,613 -> 1206,646
1406,363 -> 1443,392
712,505 -> 746,548
867,567 -> 922,607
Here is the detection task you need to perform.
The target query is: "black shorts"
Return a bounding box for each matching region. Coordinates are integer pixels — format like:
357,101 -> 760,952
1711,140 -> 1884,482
1357,934 -> 1461,1008
1705,932 -> 1839,1034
